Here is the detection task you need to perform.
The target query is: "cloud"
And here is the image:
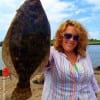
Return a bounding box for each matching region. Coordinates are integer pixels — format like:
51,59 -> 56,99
41,0 -> 75,22
0,0 -> 24,12
84,0 -> 100,10
78,18 -> 90,25
86,0 -> 100,6
74,9 -> 86,15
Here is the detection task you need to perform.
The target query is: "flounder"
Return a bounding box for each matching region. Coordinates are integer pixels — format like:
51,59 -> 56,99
2,0 -> 50,99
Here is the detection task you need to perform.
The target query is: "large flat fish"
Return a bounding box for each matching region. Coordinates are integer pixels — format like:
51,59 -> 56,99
2,0 -> 50,99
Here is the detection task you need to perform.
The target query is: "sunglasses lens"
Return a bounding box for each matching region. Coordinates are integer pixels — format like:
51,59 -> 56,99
64,34 -> 72,39
74,35 -> 79,41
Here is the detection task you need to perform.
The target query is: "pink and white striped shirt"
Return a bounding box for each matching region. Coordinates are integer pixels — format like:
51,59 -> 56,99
42,46 -> 100,100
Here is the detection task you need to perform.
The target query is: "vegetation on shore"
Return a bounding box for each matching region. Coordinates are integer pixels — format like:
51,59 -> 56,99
88,39 -> 100,45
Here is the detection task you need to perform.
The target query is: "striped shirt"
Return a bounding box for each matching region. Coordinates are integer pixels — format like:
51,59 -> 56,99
42,46 -> 100,100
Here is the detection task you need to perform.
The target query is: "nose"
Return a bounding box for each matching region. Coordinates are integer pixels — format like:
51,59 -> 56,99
69,36 -> 74,41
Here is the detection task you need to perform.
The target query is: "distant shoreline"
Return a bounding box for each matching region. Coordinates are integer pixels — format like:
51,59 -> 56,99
88,43 -> 100,45
0,43 -> 100,47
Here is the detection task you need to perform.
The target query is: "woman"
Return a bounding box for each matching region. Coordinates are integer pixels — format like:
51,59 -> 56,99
42,19 -> 100,100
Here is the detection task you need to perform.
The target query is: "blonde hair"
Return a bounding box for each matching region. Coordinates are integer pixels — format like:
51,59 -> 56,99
53,19 -> 88,57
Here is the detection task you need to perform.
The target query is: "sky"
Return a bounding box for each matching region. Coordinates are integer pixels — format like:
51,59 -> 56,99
0,0 -> 100,41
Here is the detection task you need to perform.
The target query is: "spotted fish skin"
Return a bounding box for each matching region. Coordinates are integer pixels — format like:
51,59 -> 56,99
3,0 -> 50,89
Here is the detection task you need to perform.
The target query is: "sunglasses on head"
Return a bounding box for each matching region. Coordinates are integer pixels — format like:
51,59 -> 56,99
63,33 -> 79,41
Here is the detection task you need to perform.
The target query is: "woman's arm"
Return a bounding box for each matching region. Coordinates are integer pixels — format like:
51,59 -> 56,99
86,51 -> 100,93
91,74 -> 100,93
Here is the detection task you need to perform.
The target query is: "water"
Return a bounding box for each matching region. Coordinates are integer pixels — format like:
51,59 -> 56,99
0,47 -> 4,69
87,45 -> 100,68
0,45 -> 100,69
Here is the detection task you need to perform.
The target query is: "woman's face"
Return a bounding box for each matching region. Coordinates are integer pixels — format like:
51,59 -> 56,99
62,25 -> 79,53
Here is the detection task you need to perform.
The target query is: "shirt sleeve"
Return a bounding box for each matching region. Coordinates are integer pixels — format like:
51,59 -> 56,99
91,74 -> 100,93
86,51 -> 100,93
